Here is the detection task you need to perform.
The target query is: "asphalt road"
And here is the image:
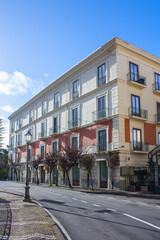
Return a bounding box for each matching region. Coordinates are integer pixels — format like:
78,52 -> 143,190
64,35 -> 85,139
0,181 -> 160,240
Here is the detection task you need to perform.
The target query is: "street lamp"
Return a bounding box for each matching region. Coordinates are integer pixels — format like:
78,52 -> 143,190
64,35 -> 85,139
23,130 -> 32,202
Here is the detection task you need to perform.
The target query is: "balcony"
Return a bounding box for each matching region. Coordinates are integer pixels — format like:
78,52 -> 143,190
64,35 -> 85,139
38,131 -> 47,140
130,141 -> 149,153
29,117 -> 33,123
96,143 -> 108,154
54,102 -> 59,109
98,76 -> 106,87
49,127 -> 59,136
42,109 -> 47,116
92,108 -> 109,122
73,91 -> 79,99
152,83 -> 160,95
16,141 -> 22,147
68,119 -> 80,130
128,107 -> 148,121
127,72 -> 146,88
155,113 -> 160,124
9,144 -> 14,149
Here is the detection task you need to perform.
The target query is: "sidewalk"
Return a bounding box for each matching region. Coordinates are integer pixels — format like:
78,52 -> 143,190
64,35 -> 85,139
0,191 -> 64,240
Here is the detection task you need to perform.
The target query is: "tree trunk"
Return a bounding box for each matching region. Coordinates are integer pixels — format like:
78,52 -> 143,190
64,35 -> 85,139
87,172 -> 89,188
50,169 -> 52,186
36,169 -> 39,185
66,170 -> 72,188
15,169 -> 18,182
90,171 -> 93,190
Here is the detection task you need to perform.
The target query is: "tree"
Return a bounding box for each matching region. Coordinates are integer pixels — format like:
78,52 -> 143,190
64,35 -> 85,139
8,158 -> 19,182
0,148 -> 9,180
0,119 -> 5,149
31,155 -> 42,184
44,152 -> 58,186
108,151 -> 119,189
80,154 -> 95,190
58,145 -> 83,188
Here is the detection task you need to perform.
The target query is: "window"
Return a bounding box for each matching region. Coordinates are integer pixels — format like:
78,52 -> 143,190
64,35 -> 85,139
98,63 -> 106,87
130,62 -> 139,81
11,122 -> 14,133
54,92 -> 59,109
19,117 -> 22,128
73,80 -> 79,99
158,132 -> 160,145
52,141 -> 58,153
72,108 -> 78,127
29,109 -> 33,122
131,95 -> 140,116
17,151 -> 21,163
98,129 -> 107,152
157,103 -> 160,122
155,73 -> 160,91
40,144 -> 45,157
18,133 -> 22,145
71,136 -> 78,149
41,121 -> 46,138
133,128 -> 142,151
98,96 -> 106,119
53,116 -> 58,133
42,100 -> 47,115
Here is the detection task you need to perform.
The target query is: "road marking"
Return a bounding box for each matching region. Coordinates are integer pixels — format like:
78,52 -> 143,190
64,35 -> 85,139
72,198 -> 77,200
104,212 -> 109,215
136,202 -> 147,206
55,193 -> 60,196
81,200 -> 88,203
123,213 -> 160,230
63,196 -> 69,198
122,199 -> 130,202
0,208 -> 19,210
107,208 -> 116,212
92,204 -> 101,207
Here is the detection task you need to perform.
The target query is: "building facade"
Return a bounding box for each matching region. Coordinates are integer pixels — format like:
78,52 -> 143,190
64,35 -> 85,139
8,37 -> 160,190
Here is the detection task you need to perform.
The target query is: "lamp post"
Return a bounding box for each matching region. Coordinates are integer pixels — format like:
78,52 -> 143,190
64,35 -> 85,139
23,131 -> 32,202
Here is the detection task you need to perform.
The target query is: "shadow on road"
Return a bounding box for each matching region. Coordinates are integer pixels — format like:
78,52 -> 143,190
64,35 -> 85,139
45,206 -> 160,234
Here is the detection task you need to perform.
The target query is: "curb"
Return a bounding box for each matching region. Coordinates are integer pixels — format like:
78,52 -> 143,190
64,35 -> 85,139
33,200 -> 72,240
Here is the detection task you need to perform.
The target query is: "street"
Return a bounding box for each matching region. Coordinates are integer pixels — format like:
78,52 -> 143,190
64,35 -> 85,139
0,181 -> 160,240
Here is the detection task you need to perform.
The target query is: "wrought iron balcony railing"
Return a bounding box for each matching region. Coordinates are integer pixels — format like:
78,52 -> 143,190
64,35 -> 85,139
54,102 -> 59,109
98,76 -> 106,87
73,91 -> 79,99
152,82 -> 160,92
127,72 -> 146,85
68,119 -> 80,129
155,113 -> 160,123
131,141 -> 149,152
92,108 -> 109,121
16,141 -> 22,147
38,131 -> 47,139
128,107 -> 148,119
49,126 -> 59,135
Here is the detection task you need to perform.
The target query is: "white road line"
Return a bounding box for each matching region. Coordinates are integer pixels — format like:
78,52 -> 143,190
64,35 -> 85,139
63,196 -> 69,198
81,200 -> 88,203
72,198 -> 77,200
55,193 -> 60,196
123,213 -> 160,230
136,202 -> 147,206
108,197 -> 115,200
121,200 -> 131,203
107,208 -> 116,212
92,204 -> 101,207
104,212 -> 109,215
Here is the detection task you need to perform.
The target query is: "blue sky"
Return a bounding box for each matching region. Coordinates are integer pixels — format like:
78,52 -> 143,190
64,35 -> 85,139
0,0 -> 160,147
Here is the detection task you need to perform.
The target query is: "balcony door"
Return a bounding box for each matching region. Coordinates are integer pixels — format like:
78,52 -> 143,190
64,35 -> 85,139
155,73 -> 160,90
98,96 -> 106,119
131,95 -> 140,117
130,62 -> 138,81
157,103 -> 160,122
98,129 -> 107,152
100,161 -> 108,188
133,128 -> 142,151
72,108 -> 78,127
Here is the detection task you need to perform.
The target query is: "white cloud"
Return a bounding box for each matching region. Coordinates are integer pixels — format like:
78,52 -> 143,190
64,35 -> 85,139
0,105 -> 14,113
44,72 -> 49,78
0,71 -> 31,95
